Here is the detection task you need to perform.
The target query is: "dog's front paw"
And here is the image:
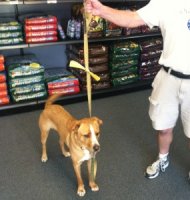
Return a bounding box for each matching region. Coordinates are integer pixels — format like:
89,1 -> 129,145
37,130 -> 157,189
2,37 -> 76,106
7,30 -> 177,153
77,186 -> 86,197
90,182 -> 99,192
63,152 -> 71,157
41,155 -> 48,162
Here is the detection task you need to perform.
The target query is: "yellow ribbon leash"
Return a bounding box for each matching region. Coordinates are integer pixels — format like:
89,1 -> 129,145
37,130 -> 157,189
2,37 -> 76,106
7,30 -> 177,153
84,7 -> 92,117
69,4 -> 100,117
69,2 -> 98,182
83,7 -> 98,184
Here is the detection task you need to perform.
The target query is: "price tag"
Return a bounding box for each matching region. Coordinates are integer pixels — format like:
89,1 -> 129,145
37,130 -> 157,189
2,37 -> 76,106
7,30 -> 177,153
47,0 -> 57,3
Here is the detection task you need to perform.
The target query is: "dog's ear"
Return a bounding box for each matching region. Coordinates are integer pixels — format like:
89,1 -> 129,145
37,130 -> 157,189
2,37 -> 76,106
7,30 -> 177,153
93,117 -> 103,125
71,120 -> 81,132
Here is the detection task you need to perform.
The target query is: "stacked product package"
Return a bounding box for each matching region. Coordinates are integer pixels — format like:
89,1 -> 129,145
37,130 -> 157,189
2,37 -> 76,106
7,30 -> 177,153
139,38 -> 163,80
103,19 -> 122,37
44,67 -> 80,96
70,4 -> 104,39
87,16 -> 104,39
0,55 -> 10,106
123,7 -> 160,36
0,19 -> 23,46
68,44 -> 111,91
66,18 -> 82,40
66,4 -> 82,40
109,41 -> 140,86
124,25 -> 160,36
6,54 -> 47,102
102,6 -> 124,37
23,15 -> 58,44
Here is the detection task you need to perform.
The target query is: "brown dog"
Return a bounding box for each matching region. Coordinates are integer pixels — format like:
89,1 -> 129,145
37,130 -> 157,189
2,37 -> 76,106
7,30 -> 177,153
39,94 -> 103,196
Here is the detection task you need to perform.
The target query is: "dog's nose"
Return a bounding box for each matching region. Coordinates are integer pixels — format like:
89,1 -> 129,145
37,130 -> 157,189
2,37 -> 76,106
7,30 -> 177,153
93,144 -> 100,152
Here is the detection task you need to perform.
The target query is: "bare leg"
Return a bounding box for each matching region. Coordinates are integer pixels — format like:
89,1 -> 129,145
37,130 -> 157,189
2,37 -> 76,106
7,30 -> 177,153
157,128 -> 173,154
145,128 -> 173,179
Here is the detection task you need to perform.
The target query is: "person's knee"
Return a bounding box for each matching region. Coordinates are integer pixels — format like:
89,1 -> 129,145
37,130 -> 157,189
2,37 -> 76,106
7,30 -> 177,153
158,128 -> 173,135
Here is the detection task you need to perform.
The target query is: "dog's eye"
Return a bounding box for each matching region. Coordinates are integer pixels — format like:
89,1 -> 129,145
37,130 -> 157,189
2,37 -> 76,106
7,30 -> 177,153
84,134 -> 90,138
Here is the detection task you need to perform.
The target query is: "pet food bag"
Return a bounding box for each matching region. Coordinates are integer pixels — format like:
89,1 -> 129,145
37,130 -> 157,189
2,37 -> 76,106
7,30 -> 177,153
67,43 -> 111,91
139,38 -> 163,80
6,54 -> 47,103
109,41 -> 140,87
23,14 -> 58,44
0,55 -> 10,106
45,67 -> 80,96
0,20 -> 24,46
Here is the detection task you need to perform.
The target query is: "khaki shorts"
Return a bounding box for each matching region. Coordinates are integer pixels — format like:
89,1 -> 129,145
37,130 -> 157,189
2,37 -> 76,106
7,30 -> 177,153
149,68 -> 190,138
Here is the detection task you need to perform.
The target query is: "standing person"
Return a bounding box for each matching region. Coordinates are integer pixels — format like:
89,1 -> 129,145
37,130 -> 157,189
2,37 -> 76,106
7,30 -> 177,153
85,0 -> 190,179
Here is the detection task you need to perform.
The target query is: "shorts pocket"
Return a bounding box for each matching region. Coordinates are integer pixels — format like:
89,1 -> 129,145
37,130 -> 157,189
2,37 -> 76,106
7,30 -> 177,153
148,97 -> 160,121
151,68 -> 163,89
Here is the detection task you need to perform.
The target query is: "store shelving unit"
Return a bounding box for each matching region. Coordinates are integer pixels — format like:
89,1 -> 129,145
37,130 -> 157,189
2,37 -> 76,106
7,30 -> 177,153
23,0 -> 149,4
0,79 -> 152,115
0,0 -> 149,4
0,0 -> 159,115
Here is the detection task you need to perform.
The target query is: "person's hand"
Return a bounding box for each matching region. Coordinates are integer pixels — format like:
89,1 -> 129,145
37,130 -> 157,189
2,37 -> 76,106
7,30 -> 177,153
84,0 -> 103,16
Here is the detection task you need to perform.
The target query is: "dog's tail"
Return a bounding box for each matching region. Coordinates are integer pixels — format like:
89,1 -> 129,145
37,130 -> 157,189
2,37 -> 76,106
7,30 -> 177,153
45,94 -> 62,108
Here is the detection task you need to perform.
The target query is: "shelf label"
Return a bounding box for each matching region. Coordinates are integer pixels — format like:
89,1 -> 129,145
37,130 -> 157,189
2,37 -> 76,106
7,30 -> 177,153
47,0 -> 57,3
9,0 -> 19,4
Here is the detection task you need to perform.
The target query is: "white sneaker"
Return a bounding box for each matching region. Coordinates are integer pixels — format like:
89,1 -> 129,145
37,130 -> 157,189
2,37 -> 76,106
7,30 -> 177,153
145,156 -> 169,179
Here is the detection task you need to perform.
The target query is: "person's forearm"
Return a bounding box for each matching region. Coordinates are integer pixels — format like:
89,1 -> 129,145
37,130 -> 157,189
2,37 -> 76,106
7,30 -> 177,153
99,5 -> 145,28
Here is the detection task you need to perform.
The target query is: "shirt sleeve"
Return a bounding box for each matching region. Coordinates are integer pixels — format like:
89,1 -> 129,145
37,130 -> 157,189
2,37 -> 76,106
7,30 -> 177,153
137,0 -> 161,28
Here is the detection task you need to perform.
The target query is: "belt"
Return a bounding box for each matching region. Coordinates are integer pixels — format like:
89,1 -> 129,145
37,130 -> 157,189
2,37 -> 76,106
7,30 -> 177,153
163,66 -> 190,79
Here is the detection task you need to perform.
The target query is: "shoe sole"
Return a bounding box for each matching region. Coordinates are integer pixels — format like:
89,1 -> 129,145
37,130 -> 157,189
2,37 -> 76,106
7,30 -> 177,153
145,171 -> 159,179
145,162 -> 169,179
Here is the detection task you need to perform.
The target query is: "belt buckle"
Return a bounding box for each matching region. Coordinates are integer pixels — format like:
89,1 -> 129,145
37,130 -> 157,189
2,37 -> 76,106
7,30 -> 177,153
168,68 -> 172,74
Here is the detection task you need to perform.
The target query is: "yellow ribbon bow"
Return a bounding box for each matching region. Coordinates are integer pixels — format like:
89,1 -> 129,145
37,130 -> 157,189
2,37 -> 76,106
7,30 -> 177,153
69,60 -> 100,82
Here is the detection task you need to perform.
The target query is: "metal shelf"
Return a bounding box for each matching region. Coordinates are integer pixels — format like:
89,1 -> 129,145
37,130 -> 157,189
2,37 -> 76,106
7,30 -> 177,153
23,0 -> 149,4
0,32 -> 161,50
0,0 -> 23,5
0,43 -> 28,50
23,0 -> 61,4
0,0 -> 149,5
